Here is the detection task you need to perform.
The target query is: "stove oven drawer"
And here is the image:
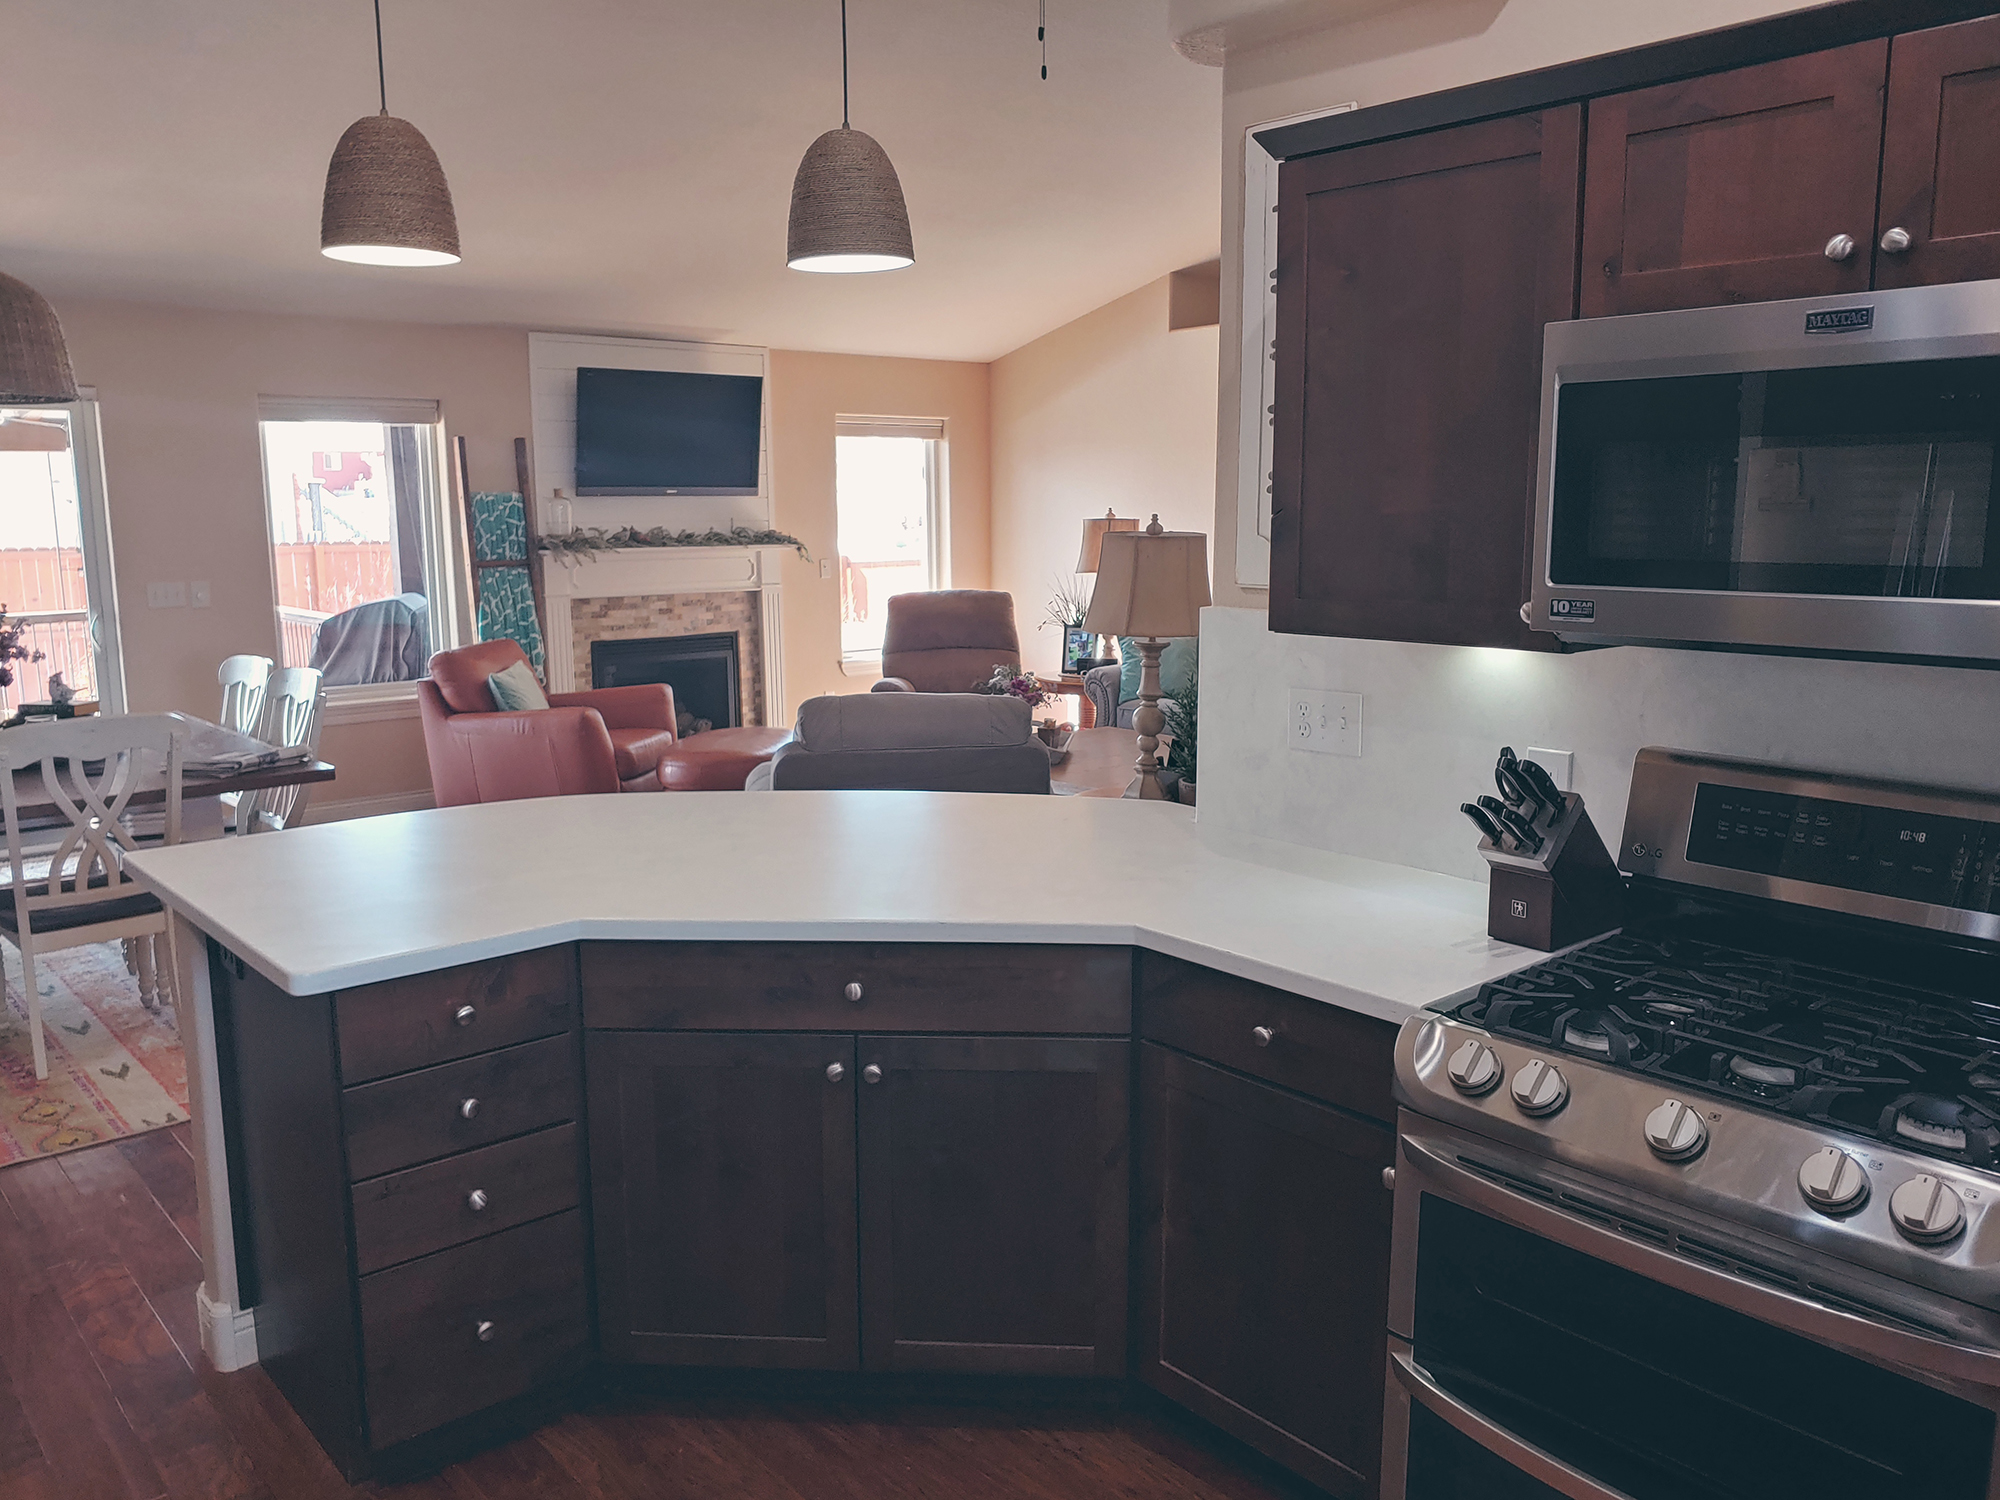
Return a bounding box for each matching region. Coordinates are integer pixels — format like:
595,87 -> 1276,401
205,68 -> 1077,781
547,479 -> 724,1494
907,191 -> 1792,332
1383,1125 -> 2000,1500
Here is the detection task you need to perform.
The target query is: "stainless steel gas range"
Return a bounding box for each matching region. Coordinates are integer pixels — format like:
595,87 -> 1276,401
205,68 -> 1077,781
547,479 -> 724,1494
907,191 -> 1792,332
1384,747 -> 2000,1500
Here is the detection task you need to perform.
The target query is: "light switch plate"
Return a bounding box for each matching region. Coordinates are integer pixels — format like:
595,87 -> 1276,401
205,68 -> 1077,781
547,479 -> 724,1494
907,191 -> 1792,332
146,581 -> 187,608
190,580 -> 211,608
1523,747 -> 1574,791
820,558 -> 834,580
1289,689 -> 1361,756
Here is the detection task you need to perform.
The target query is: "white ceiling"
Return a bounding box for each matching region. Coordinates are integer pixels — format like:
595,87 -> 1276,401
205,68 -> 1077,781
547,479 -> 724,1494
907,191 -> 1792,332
2,1 -> 1223,363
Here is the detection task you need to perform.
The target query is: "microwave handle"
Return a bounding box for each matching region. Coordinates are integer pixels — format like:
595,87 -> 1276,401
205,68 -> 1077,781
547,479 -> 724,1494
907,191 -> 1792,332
1389,1347 -> 1638,1500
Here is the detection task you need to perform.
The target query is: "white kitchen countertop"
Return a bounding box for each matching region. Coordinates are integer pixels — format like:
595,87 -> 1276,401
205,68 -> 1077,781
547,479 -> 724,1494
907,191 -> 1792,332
127,790 -> 1542,1023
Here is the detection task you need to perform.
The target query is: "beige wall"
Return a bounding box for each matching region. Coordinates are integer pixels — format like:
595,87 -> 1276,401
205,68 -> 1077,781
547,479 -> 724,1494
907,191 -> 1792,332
1209,0 -> 1819,607
766,350 -> 992,704
990,276 -> 1220,677
57,298 -> 532,808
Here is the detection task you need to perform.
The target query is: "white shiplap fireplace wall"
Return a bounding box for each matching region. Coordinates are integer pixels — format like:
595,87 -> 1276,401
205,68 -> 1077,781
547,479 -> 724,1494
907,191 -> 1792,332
527,332 -> 785,721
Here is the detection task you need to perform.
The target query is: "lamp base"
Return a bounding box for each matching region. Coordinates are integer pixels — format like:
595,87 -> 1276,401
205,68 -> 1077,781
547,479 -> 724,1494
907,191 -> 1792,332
1124,638 -> 1170,800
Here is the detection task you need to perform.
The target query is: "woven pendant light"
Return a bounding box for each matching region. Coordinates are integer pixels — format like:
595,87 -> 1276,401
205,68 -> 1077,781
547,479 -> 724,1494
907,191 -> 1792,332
0,271 -> 78,405
320,2 -> 460,267
787,1 -> 913,273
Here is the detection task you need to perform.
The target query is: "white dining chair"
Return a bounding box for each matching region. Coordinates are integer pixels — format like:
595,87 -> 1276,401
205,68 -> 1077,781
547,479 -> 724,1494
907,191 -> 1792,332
218,654 -> 273,737
0,716 -> 185,1080
235,666 -> 326,834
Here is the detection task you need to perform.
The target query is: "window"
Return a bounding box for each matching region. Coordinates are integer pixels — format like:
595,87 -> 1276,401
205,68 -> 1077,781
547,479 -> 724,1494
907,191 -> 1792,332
257,401 -> 463,689
835,419 -> 946,662
0,401 -> 124,716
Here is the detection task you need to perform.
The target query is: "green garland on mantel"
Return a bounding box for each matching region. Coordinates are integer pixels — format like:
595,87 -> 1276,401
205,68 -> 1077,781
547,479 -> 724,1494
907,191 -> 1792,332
538,525 -> 812,563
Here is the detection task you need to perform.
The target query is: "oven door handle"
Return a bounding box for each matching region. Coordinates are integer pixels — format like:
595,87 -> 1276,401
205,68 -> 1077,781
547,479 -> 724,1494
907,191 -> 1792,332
1390,1348 -> 1639,1500
1399,1130 -> 2000,1393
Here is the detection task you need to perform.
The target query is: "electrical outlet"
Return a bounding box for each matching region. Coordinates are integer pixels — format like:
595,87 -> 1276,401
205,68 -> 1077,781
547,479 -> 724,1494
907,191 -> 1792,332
189,580 -> 212,608
145,581 -> 187,608
1289,689 -> 1361,756
1523,747 -> 1574,791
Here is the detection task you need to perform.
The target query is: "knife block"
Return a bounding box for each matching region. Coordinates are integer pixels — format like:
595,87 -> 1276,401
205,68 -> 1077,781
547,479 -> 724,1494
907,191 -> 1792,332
1478,792 -> 1624,951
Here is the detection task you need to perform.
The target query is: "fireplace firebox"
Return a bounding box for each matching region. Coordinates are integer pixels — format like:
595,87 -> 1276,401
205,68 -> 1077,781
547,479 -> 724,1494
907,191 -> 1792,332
591,632 -> 740,733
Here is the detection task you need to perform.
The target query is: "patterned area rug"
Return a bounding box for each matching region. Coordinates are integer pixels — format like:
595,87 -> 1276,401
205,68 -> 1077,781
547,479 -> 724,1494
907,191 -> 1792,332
0,942 -> 187,1164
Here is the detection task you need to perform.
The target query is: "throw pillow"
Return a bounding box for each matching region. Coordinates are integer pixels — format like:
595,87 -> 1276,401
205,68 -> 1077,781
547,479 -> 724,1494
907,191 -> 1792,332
1117,637 -> 1196,704
486,659 -> 550,712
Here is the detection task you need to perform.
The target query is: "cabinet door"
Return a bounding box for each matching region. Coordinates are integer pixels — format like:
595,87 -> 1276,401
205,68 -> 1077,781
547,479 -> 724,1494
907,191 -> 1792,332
1581,41 -> 1888,315
856,1035 -> 1128,1375
586,1031 -> 859,1368
1270,108 -> 1580,648
1879,17 -> 2000,288
1137,1044 -> 1394,1500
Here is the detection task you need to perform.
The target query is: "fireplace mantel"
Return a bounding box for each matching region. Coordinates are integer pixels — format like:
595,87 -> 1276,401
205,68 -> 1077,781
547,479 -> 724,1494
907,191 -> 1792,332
539,544 -> 788,717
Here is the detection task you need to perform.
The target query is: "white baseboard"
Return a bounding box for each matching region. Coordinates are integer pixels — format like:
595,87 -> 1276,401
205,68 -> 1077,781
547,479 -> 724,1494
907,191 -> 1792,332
197,1285 -> 259,1371
302,789 -> 436,824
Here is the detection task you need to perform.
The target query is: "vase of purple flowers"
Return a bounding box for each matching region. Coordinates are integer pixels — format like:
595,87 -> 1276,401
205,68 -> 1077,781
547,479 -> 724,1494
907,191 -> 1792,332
972,664 -> 1050,710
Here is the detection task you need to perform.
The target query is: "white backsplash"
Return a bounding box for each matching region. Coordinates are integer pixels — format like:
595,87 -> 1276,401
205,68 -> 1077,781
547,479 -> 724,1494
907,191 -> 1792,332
1197,606 -> 2000,884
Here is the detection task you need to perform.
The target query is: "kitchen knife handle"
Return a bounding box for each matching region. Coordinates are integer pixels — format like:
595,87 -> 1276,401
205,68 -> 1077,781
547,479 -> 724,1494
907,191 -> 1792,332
1495,806 -> 1545,855
1517,759 -> 1565,814
1461,802 -> 1508,847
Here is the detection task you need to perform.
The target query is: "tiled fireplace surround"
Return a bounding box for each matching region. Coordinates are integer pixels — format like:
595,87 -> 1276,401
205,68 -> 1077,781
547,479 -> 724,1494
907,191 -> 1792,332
540,546 -> 789,730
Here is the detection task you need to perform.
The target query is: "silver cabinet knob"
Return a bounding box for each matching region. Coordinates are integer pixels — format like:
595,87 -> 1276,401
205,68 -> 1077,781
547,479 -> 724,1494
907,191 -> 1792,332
1509,1058 -> 1569,1118
826,1062 -> 845,1082
844,982 -> 864,1002
1797,1147 -> 1868,1213
475,1319 -> 496,1343
862,1064 -> 883,1084
1823,232 -> 1857,262
1381,1167 -> 1396,1191
467,1189 -> 489,1213
454,1004 -> 477,1028
1643,1099 -> 1707,1162
1445,1038 -> 1503,1097
1889,1174 -> 1966,1244
459,1097 -> 479,1120
1880,226 -> 1913,254
1252,1025 -> 1275,1047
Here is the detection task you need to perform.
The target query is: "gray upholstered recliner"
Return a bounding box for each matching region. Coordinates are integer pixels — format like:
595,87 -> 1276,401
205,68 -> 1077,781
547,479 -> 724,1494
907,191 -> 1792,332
869,590 -> 1022,694
750,692 -> 1051,793
1082,662 -> 1179,731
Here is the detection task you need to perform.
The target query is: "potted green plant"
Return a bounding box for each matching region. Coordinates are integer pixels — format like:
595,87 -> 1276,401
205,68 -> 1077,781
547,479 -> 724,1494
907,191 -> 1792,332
1160,658 -> 1198,805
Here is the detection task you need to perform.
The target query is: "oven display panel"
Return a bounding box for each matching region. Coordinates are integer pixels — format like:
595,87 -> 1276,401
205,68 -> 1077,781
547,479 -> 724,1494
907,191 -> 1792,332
1689,782 -> 2000,911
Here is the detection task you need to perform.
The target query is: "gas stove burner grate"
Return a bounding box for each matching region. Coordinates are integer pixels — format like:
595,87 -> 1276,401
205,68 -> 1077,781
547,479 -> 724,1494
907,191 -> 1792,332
1447,931 -> 2000,1168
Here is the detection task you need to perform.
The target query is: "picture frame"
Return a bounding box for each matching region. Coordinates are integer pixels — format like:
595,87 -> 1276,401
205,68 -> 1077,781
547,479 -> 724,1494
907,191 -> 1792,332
1062,627 -> 1095,675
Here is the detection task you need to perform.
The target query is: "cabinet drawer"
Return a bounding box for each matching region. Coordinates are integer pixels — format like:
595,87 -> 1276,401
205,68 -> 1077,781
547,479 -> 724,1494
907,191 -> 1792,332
343,1035 -> 578,1181
582,942 -> 1131,1034
360,1209 -> 588,1449
351,1122 -> 581,1275
1137,953 -> 1396,1123
336,947 -> 575,1085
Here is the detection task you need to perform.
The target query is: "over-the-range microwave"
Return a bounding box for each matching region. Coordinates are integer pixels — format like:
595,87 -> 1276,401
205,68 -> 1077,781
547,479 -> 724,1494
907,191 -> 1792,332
1530,278 -> 2000,666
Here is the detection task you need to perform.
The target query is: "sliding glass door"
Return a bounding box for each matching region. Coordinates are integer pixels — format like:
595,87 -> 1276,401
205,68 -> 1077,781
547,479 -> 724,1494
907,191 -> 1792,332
0,403 -> 124,715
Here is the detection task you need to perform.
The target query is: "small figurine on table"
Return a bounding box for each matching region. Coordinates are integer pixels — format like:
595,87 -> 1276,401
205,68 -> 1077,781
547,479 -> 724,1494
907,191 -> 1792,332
47,673 -> 74,708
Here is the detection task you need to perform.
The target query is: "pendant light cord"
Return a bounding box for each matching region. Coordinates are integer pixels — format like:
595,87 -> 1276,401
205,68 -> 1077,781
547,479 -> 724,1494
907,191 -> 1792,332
1039,1 -> 1047,80
840,0 -> 850,128
373,0 -> 388,114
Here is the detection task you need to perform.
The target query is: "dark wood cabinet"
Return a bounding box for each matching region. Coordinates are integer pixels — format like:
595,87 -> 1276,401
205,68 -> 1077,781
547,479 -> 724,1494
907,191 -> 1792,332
1581,41 -> 1889,315
1880,16 -> 2000,287
587,1030 -> 860,1369
1136,1044 -> 1395,1500
857,1034 -> 1129,1376
1270,107 -> 1580,649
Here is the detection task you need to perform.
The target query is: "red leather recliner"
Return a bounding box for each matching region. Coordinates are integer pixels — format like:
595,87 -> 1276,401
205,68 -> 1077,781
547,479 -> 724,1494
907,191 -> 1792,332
418,640 -> 677,806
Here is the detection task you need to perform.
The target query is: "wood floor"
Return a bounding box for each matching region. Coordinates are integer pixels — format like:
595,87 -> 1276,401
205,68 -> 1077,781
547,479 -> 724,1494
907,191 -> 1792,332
0,1125 -> 1315,1500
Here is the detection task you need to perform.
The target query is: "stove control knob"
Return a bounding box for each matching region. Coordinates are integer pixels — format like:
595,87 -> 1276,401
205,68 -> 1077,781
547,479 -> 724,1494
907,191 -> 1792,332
1445,1039 -> 1503,1096
1798,1147 -> 1869,1213
1889,1175 -> 1966,1245
1643,1099 -> 1708,1162
1509,1058 -> 1568,1117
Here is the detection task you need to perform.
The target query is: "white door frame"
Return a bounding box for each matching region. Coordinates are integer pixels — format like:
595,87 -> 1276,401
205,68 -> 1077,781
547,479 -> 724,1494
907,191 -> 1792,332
68,390 -> 128,715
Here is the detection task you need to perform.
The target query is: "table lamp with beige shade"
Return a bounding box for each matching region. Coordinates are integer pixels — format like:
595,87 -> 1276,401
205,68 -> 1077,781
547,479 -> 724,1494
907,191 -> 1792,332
1075,509 -> 1140,665
1082,516 -> 1210,800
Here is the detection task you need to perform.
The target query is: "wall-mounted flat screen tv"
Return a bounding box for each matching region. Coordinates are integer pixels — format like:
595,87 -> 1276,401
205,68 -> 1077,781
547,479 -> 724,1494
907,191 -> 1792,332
574,367 -> 763,496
